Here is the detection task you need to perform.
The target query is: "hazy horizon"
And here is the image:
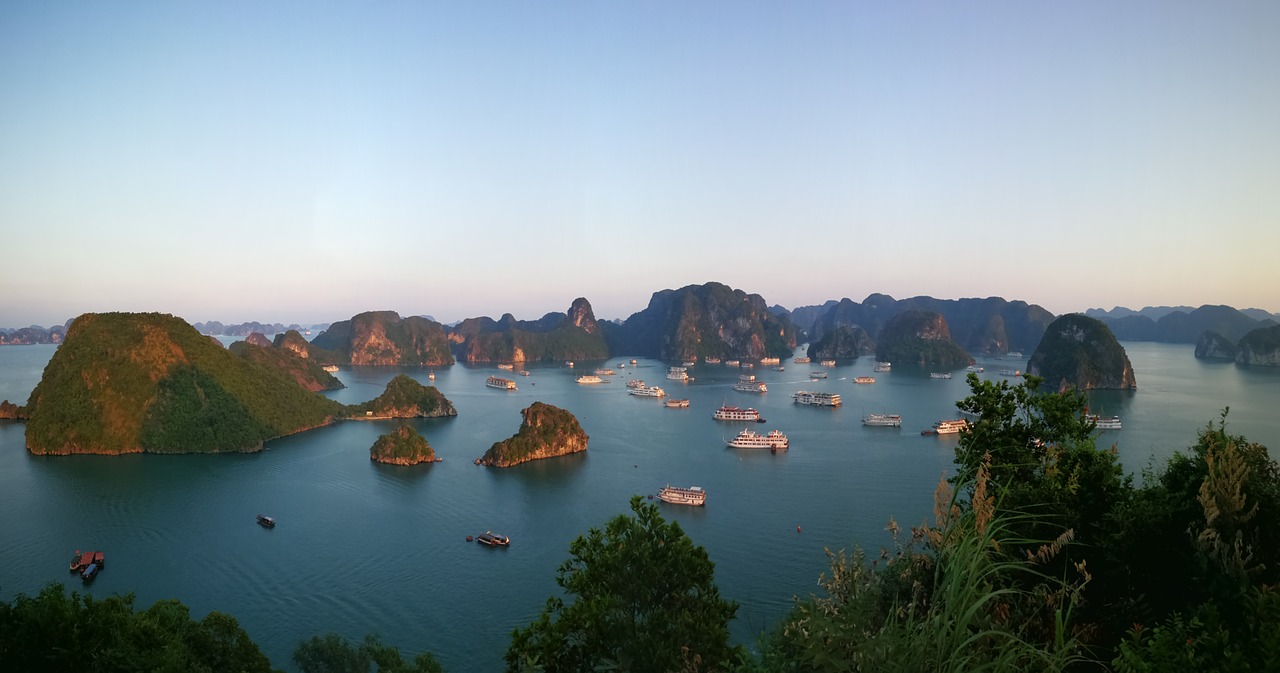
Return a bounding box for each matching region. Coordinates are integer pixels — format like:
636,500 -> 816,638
4,2 -> 1278,328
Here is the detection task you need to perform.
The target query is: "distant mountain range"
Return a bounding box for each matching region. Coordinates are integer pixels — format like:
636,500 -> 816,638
1084,305 -> 1278,344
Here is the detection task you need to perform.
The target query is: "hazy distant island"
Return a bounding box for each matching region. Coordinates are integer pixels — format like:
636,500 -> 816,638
13,313 -> 456,455
1086,304 -> 1277,345
475,402 -> 588,468
1027,314 -> 1137,391
369,425 -> 440,465
873,310 -> 971,369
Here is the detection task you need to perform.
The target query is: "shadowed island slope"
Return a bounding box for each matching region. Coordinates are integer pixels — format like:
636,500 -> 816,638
874,310 -> 971,368
1027,314 -> 1137,391
475,402 -> 588,467
311,311 -> 455,366
18,313 -> 456,455
1236,324 -> 1280,366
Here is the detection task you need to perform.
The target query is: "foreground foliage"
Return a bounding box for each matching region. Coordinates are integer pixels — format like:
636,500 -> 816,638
507,495 -> 742,672
294,633 -> 443,673
0,584 -> 275,672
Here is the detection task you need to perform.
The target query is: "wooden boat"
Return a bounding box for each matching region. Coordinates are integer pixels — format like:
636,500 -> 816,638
256,514 -> 276,528
476,531 -> 510,547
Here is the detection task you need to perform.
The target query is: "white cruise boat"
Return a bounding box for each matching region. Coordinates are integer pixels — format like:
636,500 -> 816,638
819,359 -> 837,367
628,385 -> 666,398
760,357 -> 781,365
809,371 -> 828,379
704,357 -> 721,364
681,360 -> 696,367
863,413 -> 902,427
666,366 -> 689,381
594,368 -> 615,376
733,374 -> 766,393
930,372 -> 952,379
793,391 -> 842,407
927,419 -> 969,435
713,405 -> 763,422
873,361 -> 892,372
725,359 -> 740,366
625,379 -> 646,389
322,365 -> 339,372
1007,351 -> 1024,358
664,398 -> 690,408
853,376 -> 875,384
658,485 -> 706,506
576,375 -> 603,384
485,376 -> 517,390
794,357 -> 811,364
497,363 -> 514,371
727,428 -> 789,450
1087,414 -> 1123,430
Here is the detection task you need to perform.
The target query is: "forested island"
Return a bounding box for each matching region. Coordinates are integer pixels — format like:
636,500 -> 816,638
475,402 -> 588,467
1027,314 -> 1137,390
370,426 -> 440,465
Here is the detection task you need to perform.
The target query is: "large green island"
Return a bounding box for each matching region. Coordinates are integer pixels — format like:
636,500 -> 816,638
475,402 -> 588,467
15,312 -> 456,455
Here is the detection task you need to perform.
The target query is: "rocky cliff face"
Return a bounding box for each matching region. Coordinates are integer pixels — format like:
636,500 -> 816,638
312,311 -> 455,367
1027,314 -> 1137,390
475,402 -> 588,467
874,310 -> 971,368
810,294 -> 1052,355
245,332 -> 273,348
1195,330 -> 1238,360
347,374 -> 457,419
806,324 -> 875,360
456,299 -> 608,363
609,282 -> 797,361
1236,325 -> 1280,366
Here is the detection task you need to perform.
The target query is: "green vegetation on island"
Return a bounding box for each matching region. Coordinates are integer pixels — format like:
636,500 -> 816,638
806,324 -> 875,360
458,298 -> 609,363
228,340 -> 344,392
24,312 -> 344,454
1027,313 -> 1137,390
475,402 -> 587,467
311,311 -> 455,366
1236,324 -> 1280,366
370,425 -> 440,465
346,374 -> 456,419
873,309 -> 971,368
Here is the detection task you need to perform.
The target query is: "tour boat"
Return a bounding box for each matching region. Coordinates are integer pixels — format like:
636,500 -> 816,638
760,357 -> 781,365
518,370 -> 530,376
658,485 -> 706,506
497,363 -> 514,370
794,357 -> 811,364
925,419 -> 969,435
70,550 -> 95,573
1087,414 -> 1123,430
594,368 -> 615,376
930,372 -> 952,379
727,428 -> 789,450
873,361 -> 892,372
257,514 -> 276,528
966,365 -> 984,373
576,375 -> 603,384
428,371 -> 436,380
322,364 -> 339,372
772,365 -> 785,372
1007,351 -> 1024,358
793,391 -> 842,407
725,360 -> 740,366
681,361 -> 697,367
476,531 -> 511,547
999,369 -> 1021,377
713,405 -> 763,422
862,413 -> 902,427
704,357 -> 721,364
809,371 -> 828,379
853,376 -> 875,384
666,366 -> 689,381
485,376 -> 517,390
77,551 -> 105,582
664,398 -> 690,408
733,374 -> 767,393
820,360 -> 837,367
628,385 -> 666,398
625,379 -> 646,389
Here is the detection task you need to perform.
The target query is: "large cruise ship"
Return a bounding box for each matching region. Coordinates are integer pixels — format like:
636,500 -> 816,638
575,375 -> 603,384
1087,414 -> 1123,430
712,405 -> 763,422
658,485 -> 706,506
862,413 -> 902,427
628,385 -> 666,398
793,391 -> 842,407
666,366 -> 689,381
485,376 -> 517,390
733,374 -> 767,393
727,428 -> 789,450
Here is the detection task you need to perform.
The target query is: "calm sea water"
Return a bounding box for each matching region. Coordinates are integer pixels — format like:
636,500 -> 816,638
1,342 -> 1278,670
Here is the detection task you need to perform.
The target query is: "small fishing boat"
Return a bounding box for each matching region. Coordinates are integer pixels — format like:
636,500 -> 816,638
476,531 -> 511,547
257,514 -> 276,528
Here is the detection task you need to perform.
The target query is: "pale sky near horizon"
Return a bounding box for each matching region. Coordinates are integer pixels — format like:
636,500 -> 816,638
2,2 -> 1278,328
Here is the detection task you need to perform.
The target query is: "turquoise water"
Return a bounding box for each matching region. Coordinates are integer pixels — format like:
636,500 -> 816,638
1,342 -> 1277,670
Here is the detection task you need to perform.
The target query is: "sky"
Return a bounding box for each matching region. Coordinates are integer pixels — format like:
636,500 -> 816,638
2,2 -> 1278,328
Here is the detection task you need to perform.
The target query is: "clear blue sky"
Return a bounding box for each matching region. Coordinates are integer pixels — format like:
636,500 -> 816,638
3,2 -> 1277,327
